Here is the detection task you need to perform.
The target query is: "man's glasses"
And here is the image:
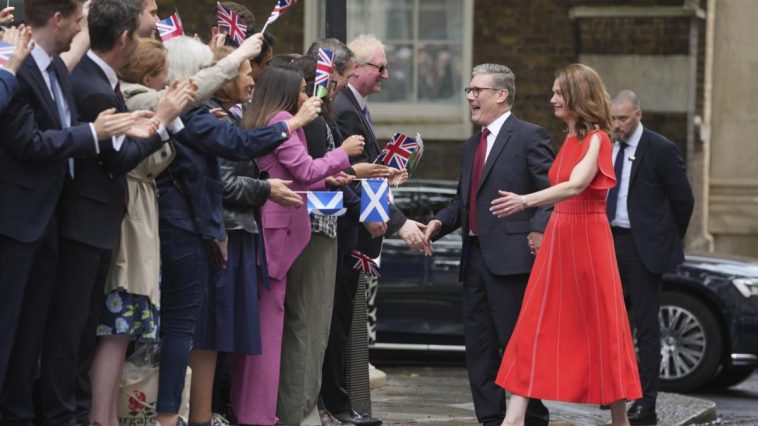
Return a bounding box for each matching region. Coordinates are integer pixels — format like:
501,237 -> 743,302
464,87 -> 502,98
364,62 -> 390,74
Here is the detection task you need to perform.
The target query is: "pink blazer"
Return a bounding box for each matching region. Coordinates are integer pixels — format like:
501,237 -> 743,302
257,111 -> 350,281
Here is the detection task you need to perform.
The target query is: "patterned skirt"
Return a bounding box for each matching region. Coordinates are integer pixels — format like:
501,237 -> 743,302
97,288 -> 160,342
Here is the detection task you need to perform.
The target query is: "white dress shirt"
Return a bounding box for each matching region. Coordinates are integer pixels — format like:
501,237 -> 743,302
482,110 -> 512,162
610,122 -> 644,228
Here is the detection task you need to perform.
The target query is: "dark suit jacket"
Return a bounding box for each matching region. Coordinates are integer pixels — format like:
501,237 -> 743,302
0,69 -> 18,114
332,86 -> 407,258
626,128 -> 694,274
435,114 -> 554,279
58,54 -> 165,250
0,55 -> 102,243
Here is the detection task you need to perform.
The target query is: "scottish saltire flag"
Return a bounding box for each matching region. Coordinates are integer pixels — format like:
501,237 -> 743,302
156,12 -> 184,42
307,191 -> 346,216
0,41 -> 15,68
313,48 -> 334,98
376,133 -> 419,170
360,178 -> 389,223
265,0 -> 297,26
351,250 -> 381,278
217,2 -> 247,45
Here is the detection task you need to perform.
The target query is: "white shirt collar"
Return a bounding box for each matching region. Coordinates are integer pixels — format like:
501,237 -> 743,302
619,122 -> 644,149
483,110 -> 512,138
348,83 -> 368,110
87,50 -> 119,91
31,43 -> 53,76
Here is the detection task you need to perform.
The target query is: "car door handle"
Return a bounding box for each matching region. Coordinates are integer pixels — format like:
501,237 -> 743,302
433,260 -> 460,269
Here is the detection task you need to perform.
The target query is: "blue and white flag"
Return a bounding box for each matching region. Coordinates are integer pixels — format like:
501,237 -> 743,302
307,191 -> 346,216
360,178 -> 389,222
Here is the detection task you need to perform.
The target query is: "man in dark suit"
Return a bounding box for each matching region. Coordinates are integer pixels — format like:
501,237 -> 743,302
609,90 -> 694,425
424,64 -> 553,426
1,1 -> 193,424
322,34 -> 426,426
0,0 -> 151,407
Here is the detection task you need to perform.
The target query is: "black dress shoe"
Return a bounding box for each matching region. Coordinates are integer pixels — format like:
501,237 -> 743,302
627,402 -> 657,425
332,410 -> 382,426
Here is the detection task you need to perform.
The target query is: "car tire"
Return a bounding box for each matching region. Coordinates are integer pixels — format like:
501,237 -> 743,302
658,292 -> 723,393
708,367 -> 756,389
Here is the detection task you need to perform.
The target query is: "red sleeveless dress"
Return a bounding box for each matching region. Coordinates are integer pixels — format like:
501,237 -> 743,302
495,131 -> 642,404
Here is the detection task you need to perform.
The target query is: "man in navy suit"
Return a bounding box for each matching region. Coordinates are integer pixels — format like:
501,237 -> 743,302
0,0 -> 151,406
608,90 -> 694,425
424,64 -> 553,426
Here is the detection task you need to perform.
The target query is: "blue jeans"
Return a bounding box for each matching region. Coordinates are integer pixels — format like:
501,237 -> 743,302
156,222 -> 209,413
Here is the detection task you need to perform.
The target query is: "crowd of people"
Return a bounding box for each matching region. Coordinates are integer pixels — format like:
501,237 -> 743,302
0,1 -> 694,426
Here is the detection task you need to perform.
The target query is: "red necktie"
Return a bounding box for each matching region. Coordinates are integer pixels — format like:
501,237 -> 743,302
468,128 -> 490,234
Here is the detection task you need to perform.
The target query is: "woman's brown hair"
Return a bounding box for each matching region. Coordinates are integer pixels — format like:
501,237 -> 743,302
555,63 -> 612,140
243,65 -> 304,130
118,39 -> 168,85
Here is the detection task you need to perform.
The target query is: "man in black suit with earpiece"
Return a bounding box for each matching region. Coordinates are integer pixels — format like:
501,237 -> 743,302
608,90 -> 694,425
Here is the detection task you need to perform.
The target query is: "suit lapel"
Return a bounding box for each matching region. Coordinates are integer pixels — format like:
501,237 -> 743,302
478,115 -> 515,193
342,87 -> 379,158
21,57 -> 61,128
629,128 -> 649,185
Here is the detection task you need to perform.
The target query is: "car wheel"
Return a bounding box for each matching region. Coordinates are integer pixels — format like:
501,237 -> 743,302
658,292 -> 722,392
708,367 -> 756,389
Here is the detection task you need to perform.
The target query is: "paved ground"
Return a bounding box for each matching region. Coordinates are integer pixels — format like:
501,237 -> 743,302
371,366 -> 719,425
691,371 -> 758,425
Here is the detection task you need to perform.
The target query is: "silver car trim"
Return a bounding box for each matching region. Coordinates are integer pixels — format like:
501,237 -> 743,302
370,343 -> 466,352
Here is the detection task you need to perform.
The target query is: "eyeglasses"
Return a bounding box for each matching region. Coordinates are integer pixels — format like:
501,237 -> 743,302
464,87 -> 502,97
363,62 -> 390,74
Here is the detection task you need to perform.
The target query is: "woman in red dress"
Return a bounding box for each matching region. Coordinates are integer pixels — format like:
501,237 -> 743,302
490,64 -> 642,426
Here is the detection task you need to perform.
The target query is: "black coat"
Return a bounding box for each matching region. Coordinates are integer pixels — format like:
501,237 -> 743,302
625,128 -> 694,273
58,54 -> 165,249
332,86 -> 407,258
0,55 -> 103,243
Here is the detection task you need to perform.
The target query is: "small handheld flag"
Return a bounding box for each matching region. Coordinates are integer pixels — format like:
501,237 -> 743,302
313,48 -> 334,98
261,0 -> 297,33
351,249 -> 381,278
216,2 -> 248,46
360,178 -> 389,223
376,133 -> 419,170
0,40 -> 15,68
156,12 -> 184,42
307,191 -> 346,216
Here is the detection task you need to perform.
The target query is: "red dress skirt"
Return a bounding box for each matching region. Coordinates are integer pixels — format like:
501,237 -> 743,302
495,131 -> 642,404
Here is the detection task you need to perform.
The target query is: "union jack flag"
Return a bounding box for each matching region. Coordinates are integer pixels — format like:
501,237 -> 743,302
0,41 -> 14,68
265,0 -> 297,26
351,250 -> 381,278
155,12 -> 184,42
216,2 -> 248,45
313,48 -> 334,98
376,133 -> 419,170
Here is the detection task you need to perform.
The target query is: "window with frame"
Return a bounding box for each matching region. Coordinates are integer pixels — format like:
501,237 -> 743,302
304,0 -> 473,140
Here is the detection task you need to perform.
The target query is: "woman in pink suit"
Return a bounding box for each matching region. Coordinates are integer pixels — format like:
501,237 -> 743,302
229,65 -> 364,426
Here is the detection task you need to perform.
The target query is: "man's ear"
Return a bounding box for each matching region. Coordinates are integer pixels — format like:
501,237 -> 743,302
497,88 -> 509,104
117,30 -> 130,48
50,11 -> 63,28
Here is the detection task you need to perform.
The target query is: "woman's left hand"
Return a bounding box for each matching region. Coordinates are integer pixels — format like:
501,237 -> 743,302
490,190 -> 526,218
325,171 -> 354,187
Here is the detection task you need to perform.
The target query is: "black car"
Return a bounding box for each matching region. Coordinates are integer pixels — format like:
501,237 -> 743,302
372,180 -> 758,392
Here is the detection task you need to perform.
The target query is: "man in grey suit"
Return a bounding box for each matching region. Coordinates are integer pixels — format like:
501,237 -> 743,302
424,64 -> 553,426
